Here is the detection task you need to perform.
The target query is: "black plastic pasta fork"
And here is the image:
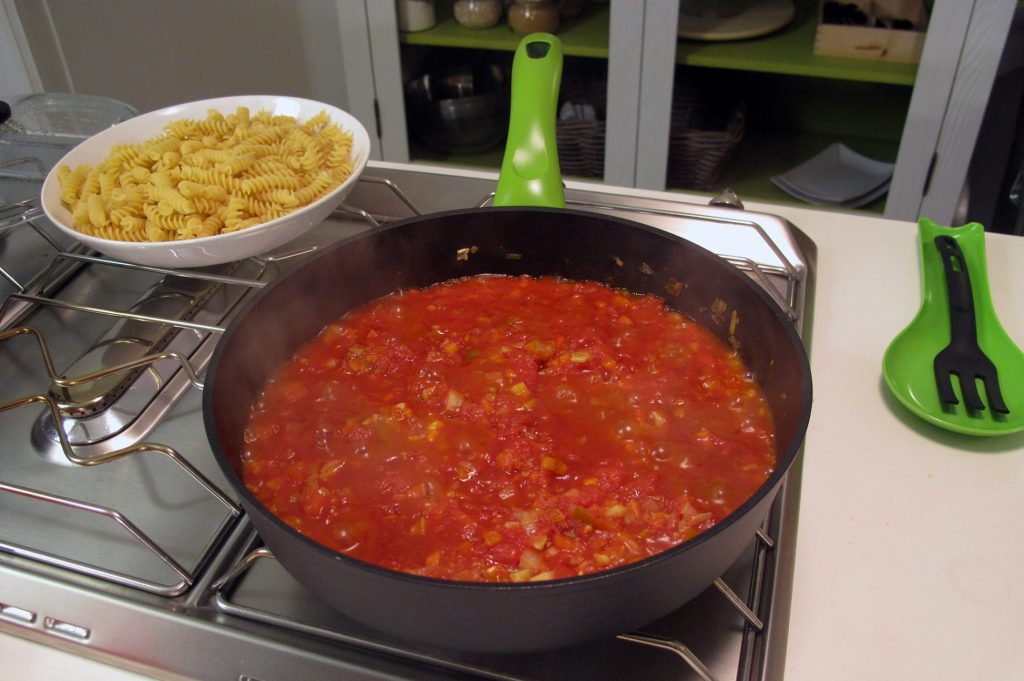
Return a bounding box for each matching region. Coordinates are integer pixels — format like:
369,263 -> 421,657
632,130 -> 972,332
932,235 -> 1010,414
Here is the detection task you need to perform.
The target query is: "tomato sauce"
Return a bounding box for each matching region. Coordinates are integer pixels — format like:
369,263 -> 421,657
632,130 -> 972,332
242,275 -> 776,582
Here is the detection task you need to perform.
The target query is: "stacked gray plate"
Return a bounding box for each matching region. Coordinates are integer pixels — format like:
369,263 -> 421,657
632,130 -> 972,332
772,143 -> 894,208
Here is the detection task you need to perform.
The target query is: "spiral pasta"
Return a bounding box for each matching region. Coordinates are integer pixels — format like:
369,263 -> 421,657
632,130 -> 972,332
57,106 -> 356,244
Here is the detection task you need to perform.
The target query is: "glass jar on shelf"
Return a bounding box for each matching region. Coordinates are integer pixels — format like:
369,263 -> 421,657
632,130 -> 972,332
508,0 -> 560,35
454,0 -> 503,29
397,0 -> 437,32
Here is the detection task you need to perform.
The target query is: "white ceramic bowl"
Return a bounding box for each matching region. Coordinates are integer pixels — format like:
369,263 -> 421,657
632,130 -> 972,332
41,95 -> 371,268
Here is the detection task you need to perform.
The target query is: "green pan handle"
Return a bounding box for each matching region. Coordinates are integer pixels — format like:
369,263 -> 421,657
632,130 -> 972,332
494,33 -> 565,208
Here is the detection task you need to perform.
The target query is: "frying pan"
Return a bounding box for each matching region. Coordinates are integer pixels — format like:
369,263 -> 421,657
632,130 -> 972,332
203,34 -> 812,653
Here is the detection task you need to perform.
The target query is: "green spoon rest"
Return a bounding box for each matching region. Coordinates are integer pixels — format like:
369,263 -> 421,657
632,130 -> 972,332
883,218 -> 1024,436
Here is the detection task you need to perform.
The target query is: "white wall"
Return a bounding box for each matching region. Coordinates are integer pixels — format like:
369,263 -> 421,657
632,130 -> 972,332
0,0 -> 37,98
9,0 -> 351,115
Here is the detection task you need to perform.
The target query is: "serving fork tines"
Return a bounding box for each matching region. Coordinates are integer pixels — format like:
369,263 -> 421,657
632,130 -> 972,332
932,235 -> 1009,414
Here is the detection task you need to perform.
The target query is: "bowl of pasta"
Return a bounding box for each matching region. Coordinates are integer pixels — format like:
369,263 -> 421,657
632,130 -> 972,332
40,95 -> 371,268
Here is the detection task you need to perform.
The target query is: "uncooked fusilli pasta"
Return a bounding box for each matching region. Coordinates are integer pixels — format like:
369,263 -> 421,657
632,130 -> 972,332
57,106 -> 356,243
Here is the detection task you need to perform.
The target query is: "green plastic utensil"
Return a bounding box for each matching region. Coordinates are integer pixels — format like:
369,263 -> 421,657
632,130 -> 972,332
493,33 -> 565,209
883,217 -> 1024,435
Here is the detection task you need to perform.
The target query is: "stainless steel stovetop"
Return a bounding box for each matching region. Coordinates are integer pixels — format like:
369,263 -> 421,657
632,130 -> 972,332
0,160 -> 815,681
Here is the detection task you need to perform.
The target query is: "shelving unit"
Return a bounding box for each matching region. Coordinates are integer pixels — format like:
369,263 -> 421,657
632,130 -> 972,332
662,0 -> 921,212
397,2 -> 614,176
350,0 -> 1015,224
674,0 -> 918,85
401,2 -> 610,57
395,0 -> 921,211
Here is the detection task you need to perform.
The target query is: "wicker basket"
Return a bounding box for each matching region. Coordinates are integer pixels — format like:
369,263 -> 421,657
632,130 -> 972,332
666,85 -> 745,191
556,119 -> 605,178
555,72 -> 607,179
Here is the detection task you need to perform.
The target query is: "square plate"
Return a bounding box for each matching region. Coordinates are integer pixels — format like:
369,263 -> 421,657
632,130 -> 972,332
771,143 -> 894,205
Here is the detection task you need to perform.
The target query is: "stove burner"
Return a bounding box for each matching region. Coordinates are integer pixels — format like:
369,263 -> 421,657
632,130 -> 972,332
0,167 -> 814,681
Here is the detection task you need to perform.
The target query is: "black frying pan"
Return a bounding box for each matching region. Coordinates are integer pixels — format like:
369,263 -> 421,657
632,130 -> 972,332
203,35 -> 812,653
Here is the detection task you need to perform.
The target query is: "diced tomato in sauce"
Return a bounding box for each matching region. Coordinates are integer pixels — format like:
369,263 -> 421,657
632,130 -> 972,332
243,275 -> 775,582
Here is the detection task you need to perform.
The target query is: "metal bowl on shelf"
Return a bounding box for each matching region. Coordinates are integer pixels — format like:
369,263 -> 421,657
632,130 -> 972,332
405,63 -> 510,153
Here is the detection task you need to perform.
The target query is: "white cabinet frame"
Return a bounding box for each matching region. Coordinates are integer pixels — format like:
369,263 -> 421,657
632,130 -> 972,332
906,0 -> 1016,223
337,0 -> 409,162
602,1 -> 647,187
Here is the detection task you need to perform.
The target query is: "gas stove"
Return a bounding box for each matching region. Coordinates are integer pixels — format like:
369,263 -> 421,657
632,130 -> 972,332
0,160 -> 814,681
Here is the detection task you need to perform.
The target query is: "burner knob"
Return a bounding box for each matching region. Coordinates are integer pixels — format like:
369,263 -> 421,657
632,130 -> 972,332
710,187 -> 744,210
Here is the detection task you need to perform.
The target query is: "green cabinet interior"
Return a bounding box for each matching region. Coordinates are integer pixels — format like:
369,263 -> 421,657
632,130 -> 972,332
400,1 -> 610,174
398,0 -> 919,212
707,70 -> 912,211
675,0 -> 918,85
